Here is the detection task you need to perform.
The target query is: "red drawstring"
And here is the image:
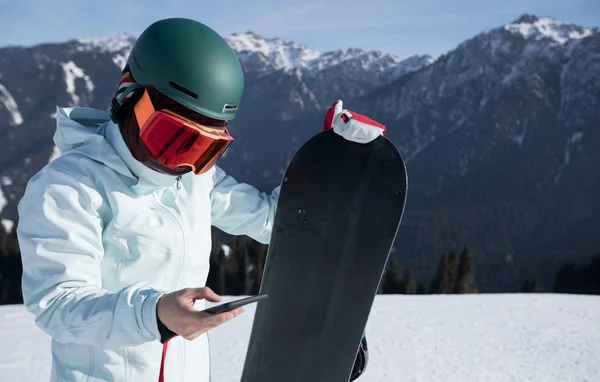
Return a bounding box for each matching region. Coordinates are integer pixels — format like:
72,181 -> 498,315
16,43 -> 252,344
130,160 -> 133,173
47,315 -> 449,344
158,337 -> 174,382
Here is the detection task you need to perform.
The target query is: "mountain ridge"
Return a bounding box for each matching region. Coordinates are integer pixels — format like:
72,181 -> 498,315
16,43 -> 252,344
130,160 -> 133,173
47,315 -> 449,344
0,14 -> 598,291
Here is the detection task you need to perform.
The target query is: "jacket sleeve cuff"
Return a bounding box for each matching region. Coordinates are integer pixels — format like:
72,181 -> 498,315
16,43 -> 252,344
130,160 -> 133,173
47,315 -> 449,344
140,289 -> 168,341
157,313 -> 177,343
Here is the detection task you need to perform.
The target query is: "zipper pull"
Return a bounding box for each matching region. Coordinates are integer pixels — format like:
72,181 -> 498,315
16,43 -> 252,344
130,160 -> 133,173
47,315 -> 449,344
176,175 -> 182,191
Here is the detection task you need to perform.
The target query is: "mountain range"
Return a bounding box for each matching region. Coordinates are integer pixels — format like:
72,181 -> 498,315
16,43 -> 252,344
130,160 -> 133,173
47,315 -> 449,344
0,14 -> 598,291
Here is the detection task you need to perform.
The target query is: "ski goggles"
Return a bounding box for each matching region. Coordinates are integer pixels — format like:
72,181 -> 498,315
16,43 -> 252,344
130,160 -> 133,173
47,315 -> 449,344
133,88 -> 233,174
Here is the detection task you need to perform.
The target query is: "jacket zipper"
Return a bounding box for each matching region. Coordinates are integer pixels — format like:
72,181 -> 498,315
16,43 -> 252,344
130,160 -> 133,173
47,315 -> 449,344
151,190 -> 186,288
152,187 -> 187,380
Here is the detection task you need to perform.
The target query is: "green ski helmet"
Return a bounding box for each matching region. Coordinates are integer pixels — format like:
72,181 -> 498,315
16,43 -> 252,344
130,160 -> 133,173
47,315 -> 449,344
119,18 -> 244,121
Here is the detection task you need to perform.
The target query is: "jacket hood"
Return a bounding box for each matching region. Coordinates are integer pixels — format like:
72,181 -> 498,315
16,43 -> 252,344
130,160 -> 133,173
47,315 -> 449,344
53,106 -> 178,191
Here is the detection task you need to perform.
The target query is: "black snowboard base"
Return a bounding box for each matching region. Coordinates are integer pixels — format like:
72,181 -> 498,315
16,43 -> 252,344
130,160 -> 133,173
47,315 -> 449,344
240,129 -> 408,382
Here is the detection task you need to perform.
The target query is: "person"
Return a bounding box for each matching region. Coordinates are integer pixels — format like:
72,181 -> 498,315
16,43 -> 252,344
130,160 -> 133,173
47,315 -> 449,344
16,18 -> 386,382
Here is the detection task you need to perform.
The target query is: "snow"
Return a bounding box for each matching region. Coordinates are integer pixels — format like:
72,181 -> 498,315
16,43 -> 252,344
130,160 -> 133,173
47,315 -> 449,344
0,83 -> 24,126
479,96 -> 489,108
289,88 -> 305,109
1,294 -> 598,381
553,132 -> 584,185
513,118 -> 528,147
313,48 -> 399,72
502,65 -> 520,85
225,31 -> 433,78
76,33 -> 135,53
48,146 -> 61,162
0,178 -> 13,209
438,80 -> 446,98
505,16 -> 594,46
225,31 -> 320,72
554,135 -> 577,186
0,185 -> 6,214
488,31 -> 513,59
559,58 -> 574,112
61,61 -> 94,106
73,33 -> 134,70
221,244 -> 231,257
458,152 -> 469,176
570,131 -> 584,144
112,53 -> 129,70
390,54 -> 435,78
301,81 -> 319,107
1,219 -> 13,233
70,30 -> 433,77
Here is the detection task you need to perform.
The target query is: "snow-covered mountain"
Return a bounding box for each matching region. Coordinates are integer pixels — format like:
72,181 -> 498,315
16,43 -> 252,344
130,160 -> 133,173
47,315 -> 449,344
2,294 -> 599,381
225,31 -> 433,78
0,27 -> 432,217
343,14 -> 600,287
225,31 -> 322,73
356,14 -> 598,170
0,14 -> 598,292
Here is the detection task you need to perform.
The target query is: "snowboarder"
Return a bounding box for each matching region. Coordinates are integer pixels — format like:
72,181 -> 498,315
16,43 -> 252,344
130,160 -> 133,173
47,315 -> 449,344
17,17 -> 385,382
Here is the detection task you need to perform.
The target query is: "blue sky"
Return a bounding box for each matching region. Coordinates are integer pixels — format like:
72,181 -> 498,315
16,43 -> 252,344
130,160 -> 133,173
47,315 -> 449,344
0,0 -> 598,58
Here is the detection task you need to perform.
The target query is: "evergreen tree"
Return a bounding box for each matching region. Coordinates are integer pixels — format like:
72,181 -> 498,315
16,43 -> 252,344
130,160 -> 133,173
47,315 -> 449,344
454,246 -> 477,293
247,240 -> 268,294
586,254 -> 600,295
530,274 -> 544,293
521,274 -> 544,293
553,263 -> 574,293
0,219 -> 8,254
0,223 -> 6,305
221,244 -> 238,294
416,281 -> 426,294
381,258 -> 402,294
553,253 -> 600,295
221,238 -> 239,294
206,227 -> 226,294
446,249 -> 459,293
228,235 -> 251,295
400,267 -> 417,294
0,219 -> 22,304
429,253 -> 450,294
6,218 -> 19,255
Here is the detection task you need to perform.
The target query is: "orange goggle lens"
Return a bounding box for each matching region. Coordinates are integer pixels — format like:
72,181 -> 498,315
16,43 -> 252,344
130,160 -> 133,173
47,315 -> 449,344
134,89 -> 232,174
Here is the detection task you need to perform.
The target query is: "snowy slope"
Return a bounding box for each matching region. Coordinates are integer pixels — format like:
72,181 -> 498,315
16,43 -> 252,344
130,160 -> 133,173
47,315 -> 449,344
1,294 -> 598,381
503,14 -> 594,46
0,83 -> 23,126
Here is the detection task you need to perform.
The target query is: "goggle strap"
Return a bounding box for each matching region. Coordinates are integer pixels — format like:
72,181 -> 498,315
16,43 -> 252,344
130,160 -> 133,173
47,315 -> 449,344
115,82 -> 143,104
133,89 -> 155,127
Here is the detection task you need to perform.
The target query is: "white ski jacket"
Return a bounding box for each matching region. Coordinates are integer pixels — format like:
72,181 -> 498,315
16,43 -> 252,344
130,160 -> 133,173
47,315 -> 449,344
17,106 -> 279,382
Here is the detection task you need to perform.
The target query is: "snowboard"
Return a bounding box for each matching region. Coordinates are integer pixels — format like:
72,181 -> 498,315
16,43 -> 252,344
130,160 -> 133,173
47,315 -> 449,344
240,128 -> 408,382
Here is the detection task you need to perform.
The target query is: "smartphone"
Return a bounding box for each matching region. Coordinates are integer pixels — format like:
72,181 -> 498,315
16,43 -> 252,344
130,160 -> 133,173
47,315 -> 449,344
202,294 -> 268,314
